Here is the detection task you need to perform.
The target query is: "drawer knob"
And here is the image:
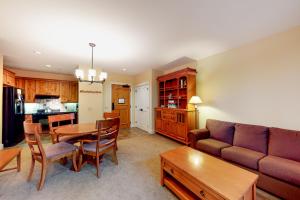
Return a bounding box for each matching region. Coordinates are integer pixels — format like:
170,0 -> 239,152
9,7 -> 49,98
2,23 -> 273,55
200,190 -> 205,197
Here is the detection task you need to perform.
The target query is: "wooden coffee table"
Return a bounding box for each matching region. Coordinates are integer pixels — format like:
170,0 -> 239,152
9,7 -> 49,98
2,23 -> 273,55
160,146 -> 258,200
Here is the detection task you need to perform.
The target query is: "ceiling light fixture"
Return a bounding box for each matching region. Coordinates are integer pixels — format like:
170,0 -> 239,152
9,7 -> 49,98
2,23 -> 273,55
122,68 -> 127,72
45,64 -> 51,68
34,50 -> 41,55
75,43 -> 107,84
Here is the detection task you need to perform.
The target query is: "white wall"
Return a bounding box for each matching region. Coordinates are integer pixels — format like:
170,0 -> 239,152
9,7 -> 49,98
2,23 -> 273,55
197,26 -> 300,130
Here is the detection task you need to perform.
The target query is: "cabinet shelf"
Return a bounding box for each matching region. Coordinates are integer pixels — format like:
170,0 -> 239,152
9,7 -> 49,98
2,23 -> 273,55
165,87 -> 178,91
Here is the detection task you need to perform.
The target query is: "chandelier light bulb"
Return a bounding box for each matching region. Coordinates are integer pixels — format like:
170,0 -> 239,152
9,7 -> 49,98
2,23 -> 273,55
75,69 -> 84,79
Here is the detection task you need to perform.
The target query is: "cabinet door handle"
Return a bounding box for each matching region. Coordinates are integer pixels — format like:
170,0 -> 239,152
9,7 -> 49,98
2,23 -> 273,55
200,190 -> 205,197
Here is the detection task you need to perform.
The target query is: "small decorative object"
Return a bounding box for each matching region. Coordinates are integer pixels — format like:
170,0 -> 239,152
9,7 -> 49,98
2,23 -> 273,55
118,98 -> 125,104
189,96 -> 202,129
79,90 -> 102,94
168,100 -> 177,108
168,93 -> 172,99
180,79 -> 184,88
75,43 -> 108,84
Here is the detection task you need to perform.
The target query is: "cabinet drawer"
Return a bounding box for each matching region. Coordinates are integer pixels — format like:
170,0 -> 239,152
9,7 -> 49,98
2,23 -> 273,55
162,109 -> 175,115
164,161 -> 223,200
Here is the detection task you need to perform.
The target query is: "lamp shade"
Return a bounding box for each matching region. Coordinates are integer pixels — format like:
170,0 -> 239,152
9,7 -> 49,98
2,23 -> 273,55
75,69 -> 84,79
99,72 -> 108,81
88,69 -> 96,77
189,96 -> 202,105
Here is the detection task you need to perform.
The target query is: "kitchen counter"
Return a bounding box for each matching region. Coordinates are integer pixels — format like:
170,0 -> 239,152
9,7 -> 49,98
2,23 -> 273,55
26,111 -> 78,116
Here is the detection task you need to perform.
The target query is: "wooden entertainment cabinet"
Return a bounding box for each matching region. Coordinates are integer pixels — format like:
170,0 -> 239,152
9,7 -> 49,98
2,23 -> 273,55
155,68 -> 196,144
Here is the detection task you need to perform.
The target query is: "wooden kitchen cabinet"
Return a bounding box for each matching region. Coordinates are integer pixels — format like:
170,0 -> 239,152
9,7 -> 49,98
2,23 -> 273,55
3,69 -> 15,87
60,81 -> 70,102
36,80 -> 60,96
15,77 -> 25,89
25,114 -> 33,122
69,82 -> 78,102
20,77 -> 78,103
35,80 -> 47,95
24,79 -> 36,103
48,81 -> 60,95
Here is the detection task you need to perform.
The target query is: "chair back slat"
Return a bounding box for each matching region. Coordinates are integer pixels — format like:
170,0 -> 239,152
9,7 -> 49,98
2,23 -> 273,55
96,118 -> 120,132
23,121 -> 46,161
48,113 -> 75,124
103,112 -> 120,119
94,118 -> 120,152
48,113 -> 75,143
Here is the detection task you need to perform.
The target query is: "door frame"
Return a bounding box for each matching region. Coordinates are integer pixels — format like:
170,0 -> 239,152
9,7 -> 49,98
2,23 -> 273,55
106,81 -> 134,128
134,81 -> 152,133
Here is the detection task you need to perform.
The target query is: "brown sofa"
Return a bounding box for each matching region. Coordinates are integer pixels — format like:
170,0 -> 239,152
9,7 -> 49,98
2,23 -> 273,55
188,119 -> 300,200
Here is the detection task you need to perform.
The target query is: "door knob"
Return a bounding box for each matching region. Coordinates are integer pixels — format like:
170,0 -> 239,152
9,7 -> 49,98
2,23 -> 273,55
112,103 -> 115,110
140,108 -> 143,111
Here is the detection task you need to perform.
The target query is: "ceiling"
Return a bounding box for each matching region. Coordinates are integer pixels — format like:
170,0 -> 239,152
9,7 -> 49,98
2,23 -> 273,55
0,0 -> 300,75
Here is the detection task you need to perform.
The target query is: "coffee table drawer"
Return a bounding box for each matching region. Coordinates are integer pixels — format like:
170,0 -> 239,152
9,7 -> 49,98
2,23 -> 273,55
164,160 -> 224,200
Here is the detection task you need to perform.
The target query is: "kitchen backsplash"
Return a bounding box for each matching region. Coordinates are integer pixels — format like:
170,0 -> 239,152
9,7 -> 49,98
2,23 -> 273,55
25,99 -> 78,114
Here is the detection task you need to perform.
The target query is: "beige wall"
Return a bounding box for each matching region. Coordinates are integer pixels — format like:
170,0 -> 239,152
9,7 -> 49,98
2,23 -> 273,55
197,26 -> 300,130
135,69 -> 152,85
78,67 -> 135,123
0,55 -> 3,149
151,69 -> 163,131
7,67 -> 76,81
78,66 -> 104,123
134,69 -> 162,133
162,61 -> 197,75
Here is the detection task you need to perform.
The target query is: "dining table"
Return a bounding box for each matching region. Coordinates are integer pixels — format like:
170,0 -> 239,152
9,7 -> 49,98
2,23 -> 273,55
54,122 -> 98,137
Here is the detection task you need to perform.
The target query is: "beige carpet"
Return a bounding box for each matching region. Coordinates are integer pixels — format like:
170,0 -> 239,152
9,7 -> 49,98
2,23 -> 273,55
0,128 -> 278,200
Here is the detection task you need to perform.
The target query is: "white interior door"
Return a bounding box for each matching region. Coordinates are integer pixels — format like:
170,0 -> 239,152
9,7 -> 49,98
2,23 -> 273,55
134,84 -> 150,132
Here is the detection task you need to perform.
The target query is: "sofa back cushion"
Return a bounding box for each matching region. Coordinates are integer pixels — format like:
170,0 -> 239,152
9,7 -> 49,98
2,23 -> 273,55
233,123 -> 268,154
268,127 -> 300,162
206,119 -> 235,144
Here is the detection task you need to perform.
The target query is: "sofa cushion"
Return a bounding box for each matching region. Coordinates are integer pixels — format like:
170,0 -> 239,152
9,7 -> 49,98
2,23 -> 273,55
196,138 -> 231,156
269,127 -> 300,162
233,123 -> 268,154
206,119 -> 235,144
221,146 -> 265,170
259,155 -> 300,186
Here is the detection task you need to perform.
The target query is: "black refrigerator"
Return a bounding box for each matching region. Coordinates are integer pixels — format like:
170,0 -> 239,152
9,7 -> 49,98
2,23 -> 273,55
2,87 -> 25,147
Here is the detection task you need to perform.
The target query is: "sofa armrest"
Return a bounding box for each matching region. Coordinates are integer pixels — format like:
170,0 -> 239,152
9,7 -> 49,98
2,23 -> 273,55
188,129 -> 210,148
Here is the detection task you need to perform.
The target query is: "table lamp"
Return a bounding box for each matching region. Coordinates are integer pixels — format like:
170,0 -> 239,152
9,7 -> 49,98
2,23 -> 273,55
189,96 -> 202,129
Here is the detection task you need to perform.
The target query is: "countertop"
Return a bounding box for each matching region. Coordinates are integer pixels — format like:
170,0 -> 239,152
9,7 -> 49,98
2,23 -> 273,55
26,111 -> 78,116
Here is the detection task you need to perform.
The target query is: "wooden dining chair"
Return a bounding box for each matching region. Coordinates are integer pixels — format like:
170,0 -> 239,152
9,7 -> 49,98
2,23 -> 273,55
48,113 -> 76,144
106,118 -> 120,150
78,119 -> 118,178
103,112 -> 120,119
24,121 -> 78,190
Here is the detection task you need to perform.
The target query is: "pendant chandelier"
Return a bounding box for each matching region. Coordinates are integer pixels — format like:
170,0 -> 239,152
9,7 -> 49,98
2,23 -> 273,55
75,43 -> 107,84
